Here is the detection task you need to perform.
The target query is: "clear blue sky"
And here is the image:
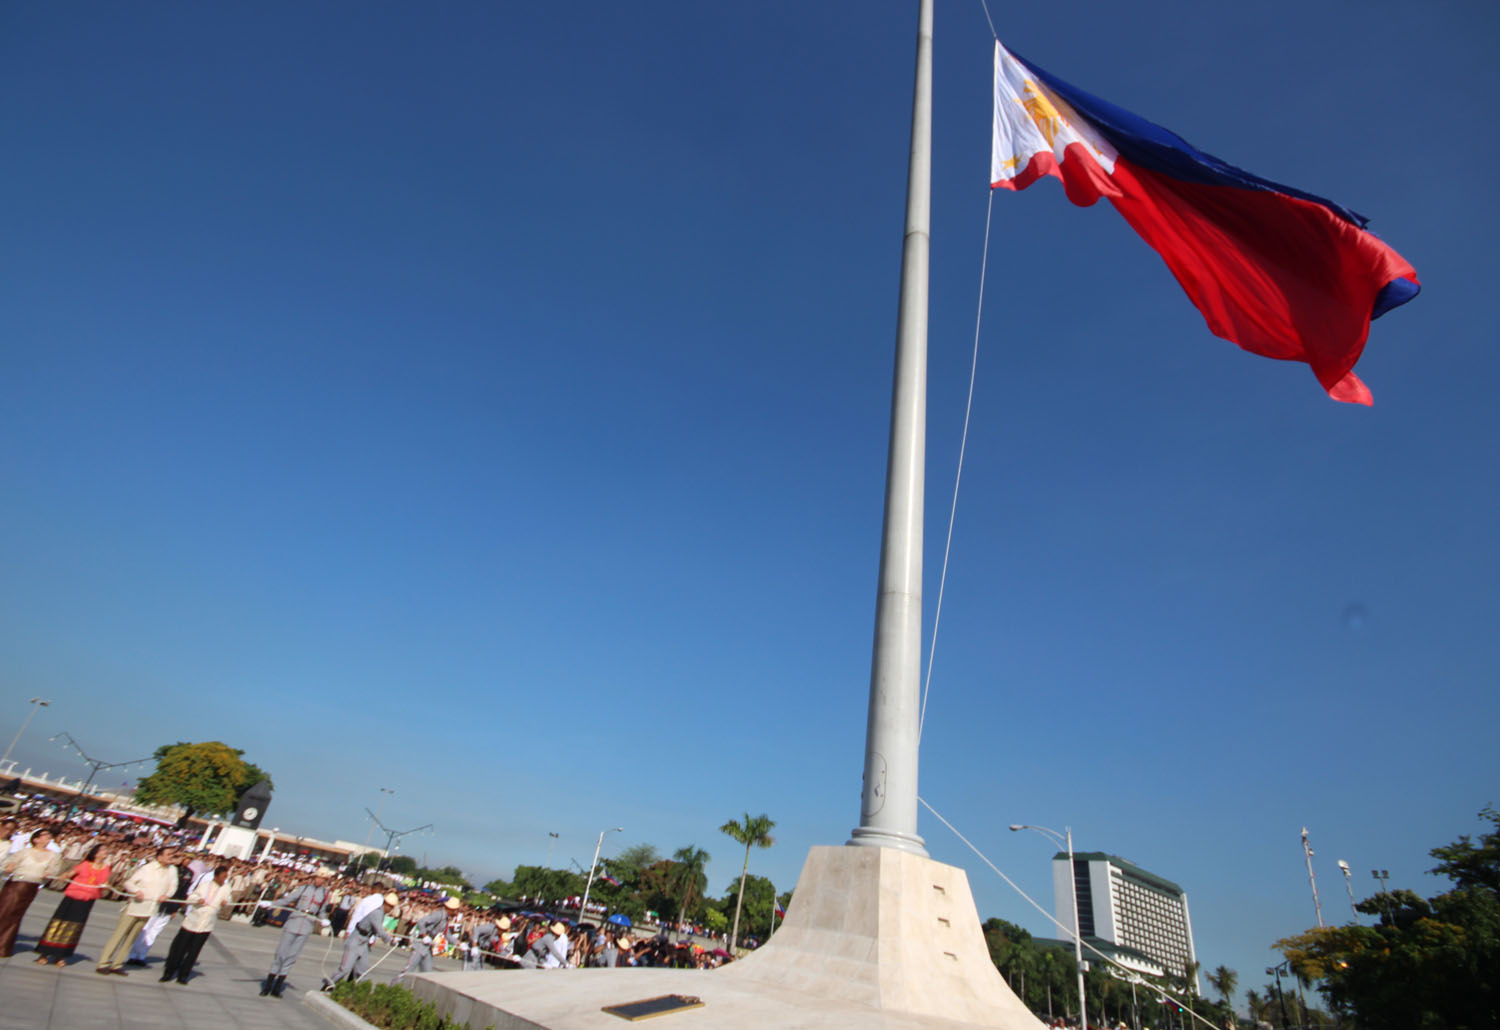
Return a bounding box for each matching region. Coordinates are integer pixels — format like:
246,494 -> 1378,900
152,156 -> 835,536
2,0 -> 1495,1008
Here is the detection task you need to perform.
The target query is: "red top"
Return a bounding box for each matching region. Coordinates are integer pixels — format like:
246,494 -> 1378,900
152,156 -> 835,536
63,861 -> 112,901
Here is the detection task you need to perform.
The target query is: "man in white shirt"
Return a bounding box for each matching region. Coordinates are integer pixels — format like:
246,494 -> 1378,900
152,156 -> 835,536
159,865 -> 233,985
95,846 -> 179,976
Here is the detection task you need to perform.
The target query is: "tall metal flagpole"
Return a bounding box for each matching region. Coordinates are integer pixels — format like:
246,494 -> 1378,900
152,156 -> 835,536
848,0 -> 932,857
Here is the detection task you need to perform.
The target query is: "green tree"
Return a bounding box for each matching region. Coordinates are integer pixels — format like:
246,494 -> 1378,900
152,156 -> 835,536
719,812 -> 775,949
722,873 -> 779,941
1429,803 -> 1500,894
670,845 -> 711,924
1274,806 -> 1500,1029
415,864 -> 472,889
510,864 -> 583,905
982,918 -> 1066,1016
1206,965 -> 1238,1015
133,741 -> 271,816
638,859 -> 689,923
613,843 -> 661,888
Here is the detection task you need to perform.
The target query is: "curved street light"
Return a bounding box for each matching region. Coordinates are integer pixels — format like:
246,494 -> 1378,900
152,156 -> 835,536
578,826 -> 623,927
1,697 -> 51,769
1011,823 -> 1087,1030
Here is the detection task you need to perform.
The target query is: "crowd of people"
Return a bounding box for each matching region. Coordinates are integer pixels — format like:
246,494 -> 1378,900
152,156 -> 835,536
0,806 -> 733,998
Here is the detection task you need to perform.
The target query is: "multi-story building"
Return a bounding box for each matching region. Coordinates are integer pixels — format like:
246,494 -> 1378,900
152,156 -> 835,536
1051,851 -> 1198,989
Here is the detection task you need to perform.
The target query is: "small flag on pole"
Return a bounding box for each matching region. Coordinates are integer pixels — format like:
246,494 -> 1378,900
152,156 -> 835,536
990,40 -> 1418,404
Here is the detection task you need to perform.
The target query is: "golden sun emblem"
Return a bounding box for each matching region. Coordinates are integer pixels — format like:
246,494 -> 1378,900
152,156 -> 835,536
1015,80 -> 1065,147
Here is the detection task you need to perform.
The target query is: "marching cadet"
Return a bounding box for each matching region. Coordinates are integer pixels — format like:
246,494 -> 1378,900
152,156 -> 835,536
392,896 -> 458,982
257,867 -> 333,997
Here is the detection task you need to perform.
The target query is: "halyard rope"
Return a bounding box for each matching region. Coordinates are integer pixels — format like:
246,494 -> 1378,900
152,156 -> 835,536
918,187 -> 996,741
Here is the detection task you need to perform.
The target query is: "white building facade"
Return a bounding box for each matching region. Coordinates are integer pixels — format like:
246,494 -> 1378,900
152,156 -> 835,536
1051,851 -> 1198,989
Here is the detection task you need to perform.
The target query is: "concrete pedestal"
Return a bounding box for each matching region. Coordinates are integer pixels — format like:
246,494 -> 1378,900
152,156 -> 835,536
209,825 -> 259,861
408,846 -> 1043,1029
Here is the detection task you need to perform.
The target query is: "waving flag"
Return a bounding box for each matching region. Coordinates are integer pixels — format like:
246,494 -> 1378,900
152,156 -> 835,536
991,41 -> 1418,404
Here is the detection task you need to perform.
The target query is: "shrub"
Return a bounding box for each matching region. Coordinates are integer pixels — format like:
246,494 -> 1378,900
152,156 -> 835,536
328,979 -> 475,1030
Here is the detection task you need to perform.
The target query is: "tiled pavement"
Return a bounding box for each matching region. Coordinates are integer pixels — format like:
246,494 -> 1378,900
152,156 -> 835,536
0,895 -> 342,1030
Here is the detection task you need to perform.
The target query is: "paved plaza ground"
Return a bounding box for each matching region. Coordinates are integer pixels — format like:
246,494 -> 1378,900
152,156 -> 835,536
0,895 -> 351,1030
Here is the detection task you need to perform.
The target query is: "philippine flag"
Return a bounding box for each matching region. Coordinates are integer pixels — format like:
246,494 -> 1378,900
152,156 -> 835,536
991,41 -> 1419,404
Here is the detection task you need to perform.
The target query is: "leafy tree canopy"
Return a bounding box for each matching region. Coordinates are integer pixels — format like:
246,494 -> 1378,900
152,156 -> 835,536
414,864 -> 472,889
717,873 -> 780,939
133,741 -> 272,815
1274,806 -> 1500,1030
511,864 -> 584,904
612,843 -> 661,886
1429,803 -> 1500,894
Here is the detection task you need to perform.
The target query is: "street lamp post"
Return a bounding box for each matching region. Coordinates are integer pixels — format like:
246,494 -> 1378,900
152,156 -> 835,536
1267,962 -> 1293,1029
1012,824 -> 1086,1030
1,697 -> 51,770
363,807 -> 431,871
360,788 -> 395,870
1371,868 -> 1393,924
578,827 -> 622,927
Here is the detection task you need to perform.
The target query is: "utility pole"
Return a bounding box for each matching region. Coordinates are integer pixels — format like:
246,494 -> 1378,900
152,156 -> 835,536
1301,827 -> 1325,927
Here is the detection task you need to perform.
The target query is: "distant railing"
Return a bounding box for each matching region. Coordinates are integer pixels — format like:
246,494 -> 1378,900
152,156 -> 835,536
0,759 -> 185,822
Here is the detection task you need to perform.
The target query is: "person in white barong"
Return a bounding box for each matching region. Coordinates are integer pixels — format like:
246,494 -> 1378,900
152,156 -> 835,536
159,865 -> 233,984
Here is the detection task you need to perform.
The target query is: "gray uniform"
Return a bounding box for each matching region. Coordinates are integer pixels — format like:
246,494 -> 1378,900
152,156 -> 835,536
466,923 -> 497,971
331,908 -> 393,982
266,884 -> 330,976
393,910 -> 446,982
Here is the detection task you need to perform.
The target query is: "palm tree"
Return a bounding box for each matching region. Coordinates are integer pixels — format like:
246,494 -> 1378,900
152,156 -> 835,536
1207,965 -> 1238,1016
670,845 -> 710,927
719,812 -> 775,950
1244,988 -> 1264,1025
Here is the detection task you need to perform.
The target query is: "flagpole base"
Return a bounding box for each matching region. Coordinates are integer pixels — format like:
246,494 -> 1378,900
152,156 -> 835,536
846,825 -> 928,856
405,845 -> 1044,1028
